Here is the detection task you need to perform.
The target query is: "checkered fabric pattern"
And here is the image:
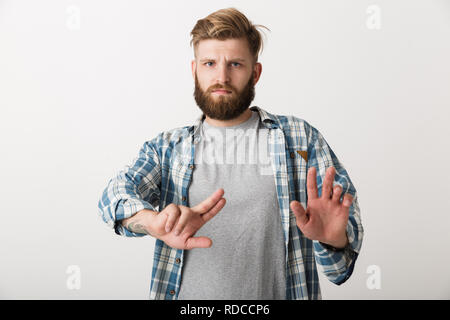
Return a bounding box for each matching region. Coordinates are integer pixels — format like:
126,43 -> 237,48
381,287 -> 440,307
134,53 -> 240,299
98,106 -> 364,300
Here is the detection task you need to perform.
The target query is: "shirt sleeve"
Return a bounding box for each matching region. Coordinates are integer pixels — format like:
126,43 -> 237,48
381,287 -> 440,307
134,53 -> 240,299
97,138 -> 162,237
306,123 -> 364,285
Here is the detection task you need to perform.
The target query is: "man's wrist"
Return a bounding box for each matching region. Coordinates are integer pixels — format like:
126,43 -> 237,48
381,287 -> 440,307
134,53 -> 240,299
121,209 -> 158,235
320,234 -> 349,251
319,242 -> 345,252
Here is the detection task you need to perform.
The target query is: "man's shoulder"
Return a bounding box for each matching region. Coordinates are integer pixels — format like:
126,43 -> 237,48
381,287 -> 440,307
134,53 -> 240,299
261,110 -> 324,150
146,125 -> 192,147
140,125 -> 192,161
269,111 -> 314,135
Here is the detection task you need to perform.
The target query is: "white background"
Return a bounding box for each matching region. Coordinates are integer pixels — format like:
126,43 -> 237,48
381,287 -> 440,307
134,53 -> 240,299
1,0 -> 449,299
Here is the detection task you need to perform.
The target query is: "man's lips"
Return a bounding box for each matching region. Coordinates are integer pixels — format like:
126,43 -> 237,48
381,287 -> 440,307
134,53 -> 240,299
212,89 -> 232,94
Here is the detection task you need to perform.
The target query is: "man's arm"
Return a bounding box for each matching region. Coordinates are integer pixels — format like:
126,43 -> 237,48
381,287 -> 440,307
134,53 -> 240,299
305,123 -> 364,285
97,135 -> 227,249
97,138 -> 161,237
120,191 -> 227,250
120,209 -> 158,236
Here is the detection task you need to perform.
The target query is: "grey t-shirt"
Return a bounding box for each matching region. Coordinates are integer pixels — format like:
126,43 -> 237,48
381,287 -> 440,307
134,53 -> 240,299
177,110 -> 286,300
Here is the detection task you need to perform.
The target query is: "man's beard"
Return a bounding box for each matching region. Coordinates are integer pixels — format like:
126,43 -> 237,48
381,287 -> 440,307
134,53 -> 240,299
194,72 -> 255,121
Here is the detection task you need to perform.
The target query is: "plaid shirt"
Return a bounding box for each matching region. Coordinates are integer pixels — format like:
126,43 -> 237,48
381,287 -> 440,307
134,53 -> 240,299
98,106 -> 364,300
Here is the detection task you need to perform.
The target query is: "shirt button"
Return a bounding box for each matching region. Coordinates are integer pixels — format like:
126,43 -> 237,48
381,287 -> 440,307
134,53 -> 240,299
169,290 -> 175,295
189,164 -> 195,170
175,258 -> 181,264
181,196 -> 186,202
290,152 -> 295,159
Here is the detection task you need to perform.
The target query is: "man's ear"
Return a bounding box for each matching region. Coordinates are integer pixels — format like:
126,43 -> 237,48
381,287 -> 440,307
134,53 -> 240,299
253,62 -> 262,86
191,59 -> 196,80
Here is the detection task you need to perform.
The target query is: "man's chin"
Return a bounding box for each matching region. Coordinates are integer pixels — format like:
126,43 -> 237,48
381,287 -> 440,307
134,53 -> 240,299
202,105 -> 248,121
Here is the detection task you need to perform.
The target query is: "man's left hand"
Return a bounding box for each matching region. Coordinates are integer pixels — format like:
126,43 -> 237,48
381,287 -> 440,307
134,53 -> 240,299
290,166 -> 352,249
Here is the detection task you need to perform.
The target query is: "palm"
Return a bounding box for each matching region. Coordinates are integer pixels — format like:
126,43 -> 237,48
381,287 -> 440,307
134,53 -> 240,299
299,196 -> 348,243
156,213 -> 207,249
149,189 -> 226,250
290,166 -> 353,247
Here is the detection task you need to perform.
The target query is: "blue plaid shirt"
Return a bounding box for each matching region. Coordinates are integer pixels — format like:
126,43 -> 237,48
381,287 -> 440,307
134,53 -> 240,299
98,106 -> 364,300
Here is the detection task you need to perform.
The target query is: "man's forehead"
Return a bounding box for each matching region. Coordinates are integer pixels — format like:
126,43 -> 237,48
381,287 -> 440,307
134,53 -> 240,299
195,38 -> 251,59
199,57 -> 247,62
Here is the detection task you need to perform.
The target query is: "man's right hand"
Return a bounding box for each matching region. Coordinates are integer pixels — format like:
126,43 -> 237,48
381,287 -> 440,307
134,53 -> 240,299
123,188 -> 226,250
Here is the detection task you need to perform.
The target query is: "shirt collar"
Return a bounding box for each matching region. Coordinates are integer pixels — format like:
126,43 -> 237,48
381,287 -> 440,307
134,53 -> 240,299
190,105 -> 280,138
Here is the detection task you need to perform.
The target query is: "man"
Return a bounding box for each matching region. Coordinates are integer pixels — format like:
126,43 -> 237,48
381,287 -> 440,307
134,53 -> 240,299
98,7 -> 363,300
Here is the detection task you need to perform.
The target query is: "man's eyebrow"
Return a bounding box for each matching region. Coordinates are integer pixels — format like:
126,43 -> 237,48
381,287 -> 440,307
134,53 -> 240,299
199,58 -> 247,62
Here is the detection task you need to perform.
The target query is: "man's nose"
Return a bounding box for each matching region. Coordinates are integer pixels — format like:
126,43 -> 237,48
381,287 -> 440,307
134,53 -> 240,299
215,63 -> 230,84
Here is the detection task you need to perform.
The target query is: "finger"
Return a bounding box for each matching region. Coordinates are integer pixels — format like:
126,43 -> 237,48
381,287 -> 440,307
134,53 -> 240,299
185,236 -> 213,250
191,188 -> 225,214
290,200 -> 309,228
173,206 -> 194,236
165,206 -> 181,233
321,166 -> 336,199
331,184 -> 343,203
201,198 -> 226,223
342,193 -> 354,208
306,167 -> 319,199
156,203 -> 177,226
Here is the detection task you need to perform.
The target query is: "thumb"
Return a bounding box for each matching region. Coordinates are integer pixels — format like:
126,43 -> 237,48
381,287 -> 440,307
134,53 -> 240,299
185,236 -> 213,250
290,201 -> 309,228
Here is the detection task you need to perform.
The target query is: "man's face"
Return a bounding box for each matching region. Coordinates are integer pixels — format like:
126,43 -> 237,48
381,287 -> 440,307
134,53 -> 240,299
192,38 -> 262,121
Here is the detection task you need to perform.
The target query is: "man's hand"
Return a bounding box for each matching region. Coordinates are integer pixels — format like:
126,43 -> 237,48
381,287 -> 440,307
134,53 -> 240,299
123,188 -> 226,250
290,167 -> 353,249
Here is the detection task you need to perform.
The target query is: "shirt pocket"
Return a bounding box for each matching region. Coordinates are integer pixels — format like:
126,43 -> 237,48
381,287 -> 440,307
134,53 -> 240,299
286,147 -> 308,172
160,153 -> 186,195
161,149 -> 185,171
286,147 -> 308,197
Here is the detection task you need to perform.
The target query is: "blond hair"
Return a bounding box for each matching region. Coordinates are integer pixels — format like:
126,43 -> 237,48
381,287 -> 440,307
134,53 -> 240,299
190,7 -> 270,64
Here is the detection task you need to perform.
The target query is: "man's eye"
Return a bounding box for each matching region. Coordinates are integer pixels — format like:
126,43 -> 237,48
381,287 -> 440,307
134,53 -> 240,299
203,62 -> 241,67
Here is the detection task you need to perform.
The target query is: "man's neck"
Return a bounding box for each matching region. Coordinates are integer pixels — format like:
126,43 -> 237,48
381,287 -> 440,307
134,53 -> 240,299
204,108 -> 252,127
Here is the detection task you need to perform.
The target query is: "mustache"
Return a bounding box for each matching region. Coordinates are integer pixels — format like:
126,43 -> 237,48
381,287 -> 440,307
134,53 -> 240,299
208,84 -> 235,93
